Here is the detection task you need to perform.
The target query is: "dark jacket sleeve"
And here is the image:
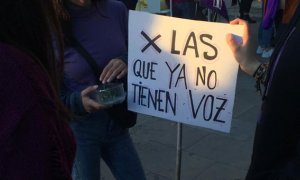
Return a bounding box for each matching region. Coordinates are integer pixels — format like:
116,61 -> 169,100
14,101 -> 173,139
60,83 -> 88,116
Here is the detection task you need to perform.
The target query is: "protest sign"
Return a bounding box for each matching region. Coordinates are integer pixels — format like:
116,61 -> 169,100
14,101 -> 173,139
128,11 -> 243,133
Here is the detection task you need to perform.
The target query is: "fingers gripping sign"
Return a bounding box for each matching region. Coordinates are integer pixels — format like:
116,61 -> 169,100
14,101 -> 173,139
226,18 -> 260,76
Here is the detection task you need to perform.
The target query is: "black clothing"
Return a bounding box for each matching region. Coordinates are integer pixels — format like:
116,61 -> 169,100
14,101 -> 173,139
246,5 -> 300,180
239,0 -> 253,15
117,0 -> 137,10
239,0 -> 256,23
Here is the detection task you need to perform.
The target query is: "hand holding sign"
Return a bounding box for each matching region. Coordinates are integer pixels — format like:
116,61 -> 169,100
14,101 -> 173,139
226,18 -> 261,76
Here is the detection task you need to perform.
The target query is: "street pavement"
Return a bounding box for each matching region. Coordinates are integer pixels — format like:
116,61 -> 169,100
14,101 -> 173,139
102,2 -> 263,180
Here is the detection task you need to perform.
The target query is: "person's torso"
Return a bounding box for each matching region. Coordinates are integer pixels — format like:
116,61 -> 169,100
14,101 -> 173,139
64,0 -> 128,91
247,7 -> 300,178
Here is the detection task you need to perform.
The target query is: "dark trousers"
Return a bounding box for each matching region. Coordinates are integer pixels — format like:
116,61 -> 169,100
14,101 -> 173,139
239,0 -> 254,15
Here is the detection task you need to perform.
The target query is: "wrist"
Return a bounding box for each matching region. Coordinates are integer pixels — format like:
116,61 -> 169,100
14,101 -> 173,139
252,62 -> 269,80
252,62 -> 269,94
239,58 -> 261,76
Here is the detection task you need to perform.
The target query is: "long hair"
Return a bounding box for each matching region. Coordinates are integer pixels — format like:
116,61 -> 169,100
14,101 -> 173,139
0,0 -> 71,121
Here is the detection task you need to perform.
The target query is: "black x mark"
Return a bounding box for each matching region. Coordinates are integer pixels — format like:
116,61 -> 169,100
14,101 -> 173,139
141,31 -> 162,53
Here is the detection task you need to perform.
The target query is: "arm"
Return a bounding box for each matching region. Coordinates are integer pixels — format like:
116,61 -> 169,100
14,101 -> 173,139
226,18 -> 262,76
61,83 -> 109,114
226,19 -> 269,93
60,83 -> 88,116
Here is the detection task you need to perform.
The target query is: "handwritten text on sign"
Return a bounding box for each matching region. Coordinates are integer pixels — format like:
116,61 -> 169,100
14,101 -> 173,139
128,11 -> 243,133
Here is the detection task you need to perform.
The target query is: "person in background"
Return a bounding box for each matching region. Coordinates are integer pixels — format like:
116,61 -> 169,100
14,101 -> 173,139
117,0 -> 138,10
239,0 -> 256,23
273,0 -> 300,44
135,0 -> 169,12
281,0 -> 300,24
257,0 -> 300,59
166,0 -> 195,19
60,0 -> 146,179
226,3 -> 300,179
0,0 -> 75,179
256,0 -> 278,59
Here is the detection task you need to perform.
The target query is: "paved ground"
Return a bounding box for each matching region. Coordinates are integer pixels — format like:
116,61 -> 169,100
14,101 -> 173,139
101,2 -> 264,180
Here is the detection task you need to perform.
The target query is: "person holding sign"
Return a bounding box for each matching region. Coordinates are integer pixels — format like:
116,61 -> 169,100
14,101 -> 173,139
226,5 -> 300,179
59,0 -> 146,179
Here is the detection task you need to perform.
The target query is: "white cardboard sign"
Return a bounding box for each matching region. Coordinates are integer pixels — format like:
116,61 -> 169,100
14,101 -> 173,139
128,11 -> 243,133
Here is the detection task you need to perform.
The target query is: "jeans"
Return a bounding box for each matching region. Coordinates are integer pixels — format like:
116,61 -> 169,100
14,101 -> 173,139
258,23 -> 274,48
258,2 -> 274,48
70,111 -> 146,180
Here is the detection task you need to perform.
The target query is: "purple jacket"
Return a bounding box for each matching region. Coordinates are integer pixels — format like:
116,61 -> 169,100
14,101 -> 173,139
61,0 -> 128,116
262,0 -> 279,29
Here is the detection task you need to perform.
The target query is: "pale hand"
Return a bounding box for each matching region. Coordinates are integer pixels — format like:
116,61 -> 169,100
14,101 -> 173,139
81,85 -> 110,113
100,58 -> 127,84
226,18 -> 261,76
